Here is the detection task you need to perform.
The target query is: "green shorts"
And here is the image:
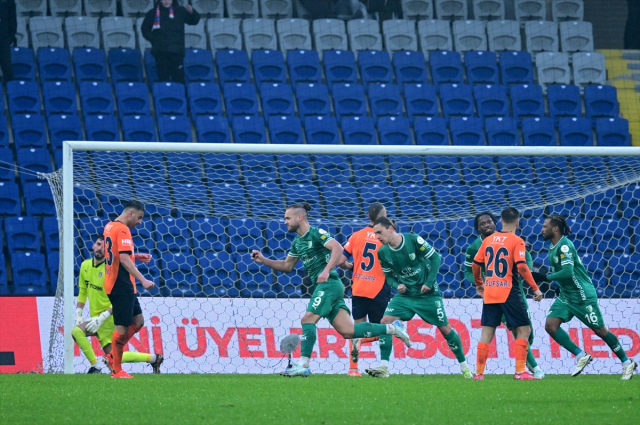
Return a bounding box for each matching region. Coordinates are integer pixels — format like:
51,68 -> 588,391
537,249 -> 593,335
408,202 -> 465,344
307,279 -> 350,323
547,298 -> 605,330
96,314 -> 115,348
384,294 -> 449,326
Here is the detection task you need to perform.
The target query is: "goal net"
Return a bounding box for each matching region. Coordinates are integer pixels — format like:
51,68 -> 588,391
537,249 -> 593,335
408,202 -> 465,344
43,143 -> 640,375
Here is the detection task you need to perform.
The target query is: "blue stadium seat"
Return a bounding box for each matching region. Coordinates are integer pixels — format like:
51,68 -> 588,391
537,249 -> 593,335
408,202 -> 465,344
352,155 -> 387,184
0,253 -> 7,294
0,115 -> 8,148
359,50 -> 393,86
332,83 -> 367,120
115,82 -> 151,118
73,48 -> 108,83
389,156 -> 425,185
621,185 -> 640,218
0,182 -> 21,215
269,116 -> 303,144
412,220 -> 448,252
247,183 -> 285,217
122,115 -> 158,142
440,83 -> 474,119
323,50 -> 358,87
5,216 -> 40,253
414,116 -> 449,145
425,155 -> 461,184
465,51 -> 499,85
195,115 -> 229,143
135,256 -> 161,295
471,184 -> 507,216
284,184 -> 321,211
10,47 -> 36,81
184,48 -> 215,83
342,116 -> 378,145
203,153 -> 239,183
429,50 -> 464,88
135,182 -> 171,216
486,117 -> 520,146
42,217 -> 58,254
237,254 -> 277,298
229,219 -> 265,252
546,184 -> 587,218
16,148 -> 52,186
152,82 -> 187,116
85,114 -> 119,141
216,49 -> 251,84
161,252 -> 199,296
450,116 -> 485,145
533,156 -> 569,183
449,219 -> 476,255
23,181 -> 55,216
359,183 -> 398,217
584,85 -> 619,119
232,115 -> 267,143
158,115 -> 193,143
42,81 -> 77,116
507,184 -> 544,217
154,217 -> 191,253
404,83 -> 438,122
79,81 -> 115,116
187,82 -> 222,118
172,183 -> 211,215
37,47 -> 72,82
521,217 -> 545,252
209,183 -> 248,216
609,253 -> 640,289
499,51 -> 534,85
48,114 -> 82,151
98,181 -> 132,217
287,49 -> 322,85
277,154 -> 313,184
510,83 -> 545,122
0,148 -> 14,181
166,152 -> 204,183
315,154 -> 351,183
224,82 -> 259,118
568,218 -> 593,253
522,117 -> 556,146
559,117 -> 593,146
474,84 -> 508,119
261,83 -> 295,118
595,118 -> 631,146
571,156 -> 606,184
438,255 -> 460,293
252,49 -> 286,85
396,183 -> 433,218
12,114 -> 47,148
266,219 -> 295,253
190,217 -> 227,254
378,116 -> 412,145
305,116 -> 340,144
548,84 -> 581,123
11,252 -> 48,295
241,153 -> 276,183
393,51 -> 428,86
462,156 -> 495,184
200,252 -> 238,297
434,184 -> 472,218
593,219 -> 629,254
108,48 -> 143,83
369,83 -> 402,120
7,80 -> 41,115
584,188 -> 619,219
74,183 -> 99,218
143,50 -> 158,86
296,83 -> 330,118
323,184 -> 359,217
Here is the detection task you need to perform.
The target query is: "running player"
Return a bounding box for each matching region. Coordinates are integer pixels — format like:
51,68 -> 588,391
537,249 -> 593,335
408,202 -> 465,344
535,215 -> 637,380
369,217 -> 472,379
73,235 -> 163,374
464,211 -> 545,379
251,203 -> 411,377
472,207 -> 543,380
339,203 -> 392,377
103,200 -> 156,379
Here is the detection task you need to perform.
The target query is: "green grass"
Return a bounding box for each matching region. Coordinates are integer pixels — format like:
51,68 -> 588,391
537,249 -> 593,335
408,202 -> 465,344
1,374 -> 639,424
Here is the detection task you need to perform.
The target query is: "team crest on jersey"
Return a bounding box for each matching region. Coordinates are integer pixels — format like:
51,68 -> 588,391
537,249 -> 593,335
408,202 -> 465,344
318,228 -> 327,234
586,305 -> 593,313
409,253 -> 416,260
561,245 -> 569,253
317,291 -> 325,297
435,300 -> 441,307
417,236 -> 425,244
98,272 -> 103,278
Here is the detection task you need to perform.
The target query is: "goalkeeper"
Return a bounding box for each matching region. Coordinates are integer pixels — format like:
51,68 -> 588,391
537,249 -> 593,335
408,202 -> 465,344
72,235 -> 163,374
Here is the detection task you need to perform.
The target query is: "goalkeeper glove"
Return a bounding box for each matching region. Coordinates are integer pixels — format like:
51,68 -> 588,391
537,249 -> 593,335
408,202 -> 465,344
86,311 -> 111,333
531,271 -> 550,284
74,308 -> 84,326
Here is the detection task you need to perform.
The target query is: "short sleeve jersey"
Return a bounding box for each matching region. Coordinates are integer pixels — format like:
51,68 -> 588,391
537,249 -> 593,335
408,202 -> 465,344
377,233 -> 440,298
288,226 -> 340,285
343,226 -> 386,298
473,232 -> 528,304
548,236 -> 597,305
78,259 -> 111,317
104,221 -> 136,294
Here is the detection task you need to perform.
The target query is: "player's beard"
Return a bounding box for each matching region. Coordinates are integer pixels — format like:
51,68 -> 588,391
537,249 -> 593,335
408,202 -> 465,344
94,252 -> 105,262
287,223 -> 299,233
542,231 -> 552,241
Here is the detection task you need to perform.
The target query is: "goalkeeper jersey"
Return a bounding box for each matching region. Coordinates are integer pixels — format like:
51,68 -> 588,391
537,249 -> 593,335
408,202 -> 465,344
78,258 -> 111,317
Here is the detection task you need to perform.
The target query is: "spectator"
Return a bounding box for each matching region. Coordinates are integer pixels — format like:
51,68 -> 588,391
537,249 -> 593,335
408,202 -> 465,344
0,0 -> 17,84
142,0 -> 200,84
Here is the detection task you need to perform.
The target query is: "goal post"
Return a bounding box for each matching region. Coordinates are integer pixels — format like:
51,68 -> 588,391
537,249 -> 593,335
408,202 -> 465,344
49,141 -> 640,375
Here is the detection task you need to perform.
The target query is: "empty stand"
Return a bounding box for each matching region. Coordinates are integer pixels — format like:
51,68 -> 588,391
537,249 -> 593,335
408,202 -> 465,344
208,18 -> 243,51
347,19 -> 383,52
277,18 -> 312,52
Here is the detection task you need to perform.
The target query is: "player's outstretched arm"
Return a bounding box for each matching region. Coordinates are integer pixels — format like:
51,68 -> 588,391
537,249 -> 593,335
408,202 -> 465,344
516,262 -> 543,301
317,239 -> 343,282
120,253 -> 155,289
251,250 -> 298,273
134,253 -> 152,264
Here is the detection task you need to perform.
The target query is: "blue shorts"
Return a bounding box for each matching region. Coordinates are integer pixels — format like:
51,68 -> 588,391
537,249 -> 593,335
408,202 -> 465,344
481,285 -> 530,329
352,284 -> 391,323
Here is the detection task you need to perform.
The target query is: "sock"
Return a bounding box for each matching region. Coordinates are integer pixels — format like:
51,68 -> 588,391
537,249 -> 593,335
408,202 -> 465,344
532,366 -> 542,373
122,352 -> 152,363
550,328 -> 584,356
349,339 -> 359,369
361,336 -> 379,343
443,330 -> 466,363
301,323 -> 317,360
526,346 -> 538,369
300,356 -> 310,368
354,322 -> 388,338
476,342 -> 490,375
514,338 -> 528,374
124,324 -> 141,345
602,331 -> 629,363
72,327 -> 97,366
379,334 -> 392,361
380,360 -> 389,368
111,331 -> 126,374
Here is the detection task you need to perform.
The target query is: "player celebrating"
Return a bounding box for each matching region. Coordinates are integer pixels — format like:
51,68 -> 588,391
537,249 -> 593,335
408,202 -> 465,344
103,200 -> 156,379
472,207 -> 543,380
72,235 -> 163,374
464,212 -> 545,379
339,203 -> 392,377
370,217 -> 472,379
536,215 -> 637,380
251,203 -> 411,377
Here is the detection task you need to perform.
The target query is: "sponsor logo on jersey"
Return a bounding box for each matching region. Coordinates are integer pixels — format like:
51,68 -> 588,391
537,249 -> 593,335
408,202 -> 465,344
122,239 -> 132,245
520,251 -> 525,257
409,253 -> 416,260
89,284 -> 103,291
385,308 -> 394,312
561,254 -> 565,259
320,235 -> 327,240
492,235 -> 507,243
420,246 -> 426,251
561,245 -> 569,253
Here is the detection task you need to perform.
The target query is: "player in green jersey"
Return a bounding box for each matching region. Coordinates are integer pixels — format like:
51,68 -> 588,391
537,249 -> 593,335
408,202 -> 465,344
251,203 -> 411,377
72,235 -> 163,374
463,211 -> 545,379
364,217 -> 472,379
535,215 -> 637,380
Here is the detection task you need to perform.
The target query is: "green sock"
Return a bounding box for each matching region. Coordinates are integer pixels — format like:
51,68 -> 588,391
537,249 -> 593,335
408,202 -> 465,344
443,329 -> 466,363
379,334 -> 392,361
526,347 -> 538,369
72,327 -> 97,365
602,331 -> 629,363
551,328 -> 583,356
122,352 -> 151,363
353,322 -> 388,338
301,323 -> 317,359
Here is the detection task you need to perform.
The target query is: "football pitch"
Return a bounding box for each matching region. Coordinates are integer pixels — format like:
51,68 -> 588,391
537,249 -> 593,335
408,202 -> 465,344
1,374 -> 638,424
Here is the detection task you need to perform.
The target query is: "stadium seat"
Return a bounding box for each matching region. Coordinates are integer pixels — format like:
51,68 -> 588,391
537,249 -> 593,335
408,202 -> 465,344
172,183 -> 211,214
314,154 -> 351,183
358,50 -> 394,86
200,252 -> 238,297
216,49 -> 251,84
453,20 -> 487,52
462,155 -> 495,184
593,219 -> 628,253
203,153 -> 239,184
287,49 -> 322,85
487,20 -> 521,52
585,190 -> 620,219
498,156 -> 533,184
12,114 -> 47,149
396,183 -> 432,218
122,115 -> 158,142
252,49 -> 287,85
208,183 -> 247,216
42,81 -> 77,116
470,184 -> 507,215
573,52 -> 606,87
237,256 -> 277,298
277,18 -> 311,52
0,115 -> 7,148
184,49 -> 215,83
560,21 -> 593,53
155,217 -> 191,253
269,116 -> 303,144
414,116 -> 449,145
296,83 -> 331,118
473,84 -> 509,119
185,21 -> 207,50
64,16 -> 100,49
157,115 -> 193,143
142,50 -> 158,86
101,17 -> 136,50
188,82 -> 222,118
418,19 -> 452,54
473,0 -> 505,19
559,117 -> 593,146
37,47 -> 72,82
524,20 -> 559,53
115,82 -> 151,118
514,0 -> 547,21
30,16 -> 64,51
11,252 -> 48,295
571,156 -> 606,184
208,18 -> 243,52
261,83 -> 295,118
134,182 -> 170,216
435,0 -> 467,19
342,116 -> 378,145
347,18 -> 383,52
47,114 -> 81,152
486,117 -> 520,146
552,0 -> 584,21
393,51 -> 428,86
266,219 -> 296,254
224,83 -> 259,118
85,0 -> 116,16
429,50 -> 464,88
511,84 -> 545,122
533,156 -> 569,183
369,83 -> 402,120
323,183 -> 360,217
622,186 -> 640,219
359,183 -> 398,217
121,0 -> 154,16
10,47 -> 36,81
232,116 -> 267,143
352,155 -> 387,184
323,50 -> 358,87
378,116 -> 413,145
161,252 -> 199,297
190,217 -> 227,254
584,85 -> 619,119
0,182 -> 21,216
464,50 -> 499,85
15,17 -> 27,47
305,116 -> 340,144
73,183 -> 99,217
499,51 -> 534,85
609,253 -> 640,291
229,219 -> 265,252
16,148 -> 52,186
413,214 -> 450,251
332,83 -> 367,120
313,18 -> 348,55
23,181 -> 56,216
247,183 -> 285,217
277,154 -> 313,184
402,0 -> 433,19
548,84 -> 582,123
85,115 -> 119,141
284,184 -> 321,212
79,82 -> 114,116
242,18 -> 278,54
108,48 -> 143,83
424,155 -> 461,185
152,82 -> 188,116
0,148 -> 14,181
7,80 -> 41,115
449,218 -> 475,255
196,116 -> 230,144
5,216 -> 40,253
389,156 -> 425,185
404,83 -> 438,122
223,0 -> 258,18
596,118 -> 631,147
535,52 -> 571,86
508,183 -> 544,217
383,19 -> 418,53
42,216 -> 58,255
450,117 -> 485,145
440,83 -> 474,119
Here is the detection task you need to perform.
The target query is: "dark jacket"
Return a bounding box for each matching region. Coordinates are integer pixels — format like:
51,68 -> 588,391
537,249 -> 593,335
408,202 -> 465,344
141,2 -> 200,56
0,0 -> 17,46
